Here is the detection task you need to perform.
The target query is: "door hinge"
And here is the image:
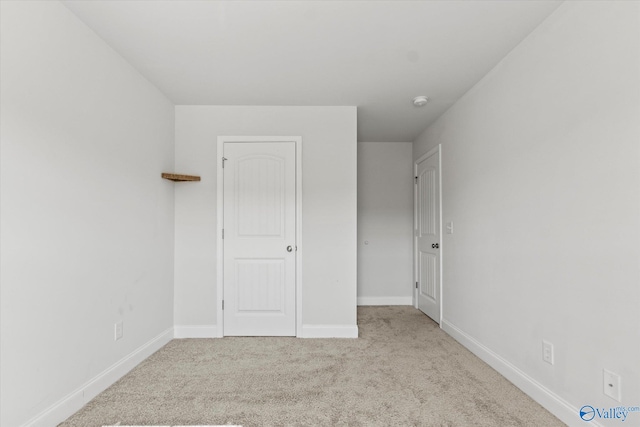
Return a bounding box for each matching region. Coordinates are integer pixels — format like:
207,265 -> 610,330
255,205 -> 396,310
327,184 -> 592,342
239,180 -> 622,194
416,281 -> 419,289
222,157 -> 228,168
222,229 -> 224,239
222,300 -> 224,310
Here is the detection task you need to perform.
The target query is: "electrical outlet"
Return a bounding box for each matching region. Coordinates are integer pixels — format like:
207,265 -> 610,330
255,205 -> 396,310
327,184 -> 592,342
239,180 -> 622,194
603,369 -> 621,402
114,321 -> 123,341
542,340 -> 554,365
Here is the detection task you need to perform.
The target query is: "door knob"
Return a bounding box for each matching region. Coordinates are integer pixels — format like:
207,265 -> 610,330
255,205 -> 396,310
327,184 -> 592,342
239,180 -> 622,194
432,243 -> 439,249
287,246 -> 293,252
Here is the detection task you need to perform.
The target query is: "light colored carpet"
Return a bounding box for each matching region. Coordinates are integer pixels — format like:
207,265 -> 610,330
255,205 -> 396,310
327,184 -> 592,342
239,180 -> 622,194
59,306 -> 565,426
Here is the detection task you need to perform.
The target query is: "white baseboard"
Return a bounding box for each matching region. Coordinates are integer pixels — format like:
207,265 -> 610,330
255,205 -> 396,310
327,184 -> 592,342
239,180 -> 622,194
441,319 -> 602,427
23,327 -> 173,427
357,296 -> 413,306
174,324 -> 219,338
300,324 -> 359,338
175,324 -> 356,338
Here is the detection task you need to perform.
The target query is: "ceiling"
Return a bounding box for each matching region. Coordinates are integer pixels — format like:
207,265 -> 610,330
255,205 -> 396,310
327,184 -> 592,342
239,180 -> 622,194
62,0 -> 562,142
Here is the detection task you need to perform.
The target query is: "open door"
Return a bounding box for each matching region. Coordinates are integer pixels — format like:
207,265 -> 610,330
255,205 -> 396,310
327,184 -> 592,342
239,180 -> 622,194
414,145 -> 441,324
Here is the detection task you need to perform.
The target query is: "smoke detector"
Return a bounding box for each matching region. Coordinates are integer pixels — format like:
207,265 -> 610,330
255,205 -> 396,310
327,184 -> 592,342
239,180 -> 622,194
413,96 -> 429,107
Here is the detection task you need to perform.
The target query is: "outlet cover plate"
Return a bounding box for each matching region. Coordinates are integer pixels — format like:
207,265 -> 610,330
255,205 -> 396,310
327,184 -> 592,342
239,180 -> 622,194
603,369 -> 621,402
114,321 -> 123,341
542,340 -> 554,365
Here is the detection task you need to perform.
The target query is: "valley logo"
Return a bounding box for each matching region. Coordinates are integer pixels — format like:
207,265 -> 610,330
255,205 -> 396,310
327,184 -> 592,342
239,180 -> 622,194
580,405 -> 640,422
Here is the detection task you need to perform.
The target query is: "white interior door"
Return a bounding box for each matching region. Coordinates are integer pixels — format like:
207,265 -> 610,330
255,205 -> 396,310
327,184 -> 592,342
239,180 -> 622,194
223,142 -> 296,336
415,146 -> 441,323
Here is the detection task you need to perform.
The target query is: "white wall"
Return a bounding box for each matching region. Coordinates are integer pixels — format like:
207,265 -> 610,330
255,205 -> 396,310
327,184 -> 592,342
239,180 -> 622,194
0,2 -> 175,426
357,142 -> 413,305
174,106 -> 357,333
413,2 -> 639,425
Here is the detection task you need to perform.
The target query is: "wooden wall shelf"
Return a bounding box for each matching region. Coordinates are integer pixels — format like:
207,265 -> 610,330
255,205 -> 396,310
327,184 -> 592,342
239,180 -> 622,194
161,173 -> 201,182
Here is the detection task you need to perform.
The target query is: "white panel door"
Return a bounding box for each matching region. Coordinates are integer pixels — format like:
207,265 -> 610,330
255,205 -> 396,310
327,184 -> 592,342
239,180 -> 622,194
223,142 -> 296,336
415,147 -> 441,323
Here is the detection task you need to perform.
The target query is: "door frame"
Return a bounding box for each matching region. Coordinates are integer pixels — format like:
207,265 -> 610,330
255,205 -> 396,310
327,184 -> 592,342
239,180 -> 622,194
216,136 -> 303,337
413,144 -> 443,325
